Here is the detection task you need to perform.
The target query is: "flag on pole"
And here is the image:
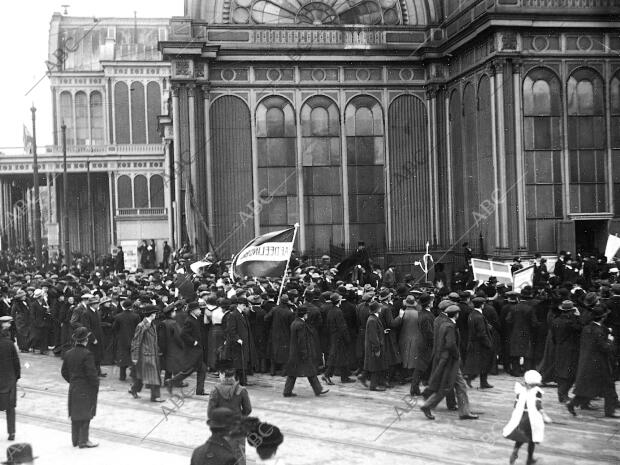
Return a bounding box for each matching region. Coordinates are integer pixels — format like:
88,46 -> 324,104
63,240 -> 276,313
513,265 -> 535,291
471,258 -> 513,286
604,234 -> 620,263
232,227 -> 296,279
23,125 -> 33,155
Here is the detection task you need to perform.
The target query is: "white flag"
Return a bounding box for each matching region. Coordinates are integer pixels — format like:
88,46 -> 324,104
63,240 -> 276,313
471,258 -> 513,286
604,235 -> 620,263
513,265 -> 535,291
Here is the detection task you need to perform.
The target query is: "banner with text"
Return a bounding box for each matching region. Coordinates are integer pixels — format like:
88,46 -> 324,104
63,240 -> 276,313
605,235 -> 620,263
513,265 -> 535,290
232,227 -> 296,278
471,258 -> 513,286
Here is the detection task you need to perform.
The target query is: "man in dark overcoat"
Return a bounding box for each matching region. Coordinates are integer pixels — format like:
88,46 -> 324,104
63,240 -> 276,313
130,305 -> 164,402
72,295 -> 105,377
551,300 -> 582,403
0,317 -> 19,441
378,289 -> 401,386
420,305 -> 478,421
355,293 -> 373,384
323,293 -> 353,385
411,293 -> 435,395
505,292 -> 538,376
224,299 -> 256,386
364,301 -> 388,391
30,289 -> 51,355
10,290 -> 30,352
61,327 -> 99,448
167,301 -> 207,394
264,295 -> 295,376
111,300 -> 140,381
463,296 -> 494,389
303,290 -> 324,370
247,295 -> 269,373
283,306 -> 328,397
567,306 -> 618,418
158,305 -> 186,386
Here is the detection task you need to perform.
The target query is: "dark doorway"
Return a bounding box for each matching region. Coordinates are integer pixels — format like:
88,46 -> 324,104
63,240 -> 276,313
574,220 -> 607,256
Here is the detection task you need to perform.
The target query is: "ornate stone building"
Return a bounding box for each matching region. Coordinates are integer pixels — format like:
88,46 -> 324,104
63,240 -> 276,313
161,0 -> 620,259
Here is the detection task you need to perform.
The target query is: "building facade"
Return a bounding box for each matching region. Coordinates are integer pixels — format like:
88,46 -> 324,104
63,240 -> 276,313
0,14 -> 172,264
159,0 -> 620,260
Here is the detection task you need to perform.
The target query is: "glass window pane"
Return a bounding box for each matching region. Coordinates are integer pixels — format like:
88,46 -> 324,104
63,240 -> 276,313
114,82 -> 130,144
90,91 -> 104,145
149,174 -> 164,208
75,92 -> 88,145
117,175 -> 132,208
134,175 -> 148,208
59,91 -> 74,145
146,82 -> 161,143
130,82 -> 146,144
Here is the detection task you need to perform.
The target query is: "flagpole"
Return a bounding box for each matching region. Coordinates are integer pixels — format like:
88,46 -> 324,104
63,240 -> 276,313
276,223 -> 299,305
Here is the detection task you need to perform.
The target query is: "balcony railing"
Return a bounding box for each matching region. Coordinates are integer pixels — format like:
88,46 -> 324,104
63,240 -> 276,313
117,207 -> 167,216
45,144 -> 163,156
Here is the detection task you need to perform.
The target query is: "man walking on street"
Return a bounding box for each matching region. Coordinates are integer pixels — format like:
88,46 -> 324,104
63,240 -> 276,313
0,316 -> 19,441
130,305 -> 164,402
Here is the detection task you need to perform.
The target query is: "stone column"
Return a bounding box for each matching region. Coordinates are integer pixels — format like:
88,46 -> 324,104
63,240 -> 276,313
187,83 -> 199,252
513,61 -> 527,251
171,85 -> 183,249
202,85 -> 215,242
489,63 -> 502,254
494,59 -> 509,253
164,140 -> 174,249
427,85 -> 440,246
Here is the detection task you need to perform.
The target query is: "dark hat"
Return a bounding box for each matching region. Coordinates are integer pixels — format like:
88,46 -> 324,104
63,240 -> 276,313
583,292 -> 599,307
72,327 -> 90,343
296,305 -> 308,317
487,276 -> 498,283
369,301 -> 381,312
215,359 -> 234,372
472,296 -> 486,306
419,292 -> 433,306
520,286 -> 533,298
2,443 -> 37,464
558,300 -> 575,311
403,295 -> 417,307
207,407 -> 236,429
378,289 -> 391,301
590,305 -> 608,319
255,424 -> 284,460
445,304 -> 461,315
247,295 -> 261,305
396,284 -> 409,297
448,292 -> 460,301
329,293 -> 342,304
140,304 -> 159,316
187,301 -> 201,312
438,300 -> 453,311
505,291 -> 519,302
280,294 -> 290,304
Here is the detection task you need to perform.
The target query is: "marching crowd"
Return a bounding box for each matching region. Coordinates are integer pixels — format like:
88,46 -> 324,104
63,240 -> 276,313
0,246 -> 618,464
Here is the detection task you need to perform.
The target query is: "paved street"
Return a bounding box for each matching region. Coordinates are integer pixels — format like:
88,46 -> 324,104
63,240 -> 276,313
1,353 -> 617,464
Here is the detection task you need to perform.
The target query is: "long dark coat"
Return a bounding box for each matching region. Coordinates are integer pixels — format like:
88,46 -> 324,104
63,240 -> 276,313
30,299 -> 50,348
573,322 -> 615,398
305,301 -> 324,367
364,313 -> 387,373
11,300 -> 30,351
415,308 -> 435,371
393,308 -> 421,370
355,301 -> 371,360
506,301 -> 538,357
75,306 -> 104,364
550,312 -> 582,379
158,317 -> 185,374
0,334 -> 20,411
427,318 -> 460,395
463,309 -> 493,375
181,314 -> 206,370
265,304 -> 295,364
131,318 -> 161,386
286,317 -> 319,377
341,299 -> 358,367
112,310 -> 140,367
326,303 -> 350,367
61,345 -> 99,421
248,304 -> 268,360
379,303 -> 401,366
456,303 -> 471,361
224,308 -> 256,370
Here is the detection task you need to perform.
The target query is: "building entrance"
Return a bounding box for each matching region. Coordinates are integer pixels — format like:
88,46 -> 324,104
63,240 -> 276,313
574,220 -> 607,256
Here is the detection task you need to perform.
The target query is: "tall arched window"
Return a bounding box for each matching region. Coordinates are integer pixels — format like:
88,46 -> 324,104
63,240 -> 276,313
449,89 -> 465,240
301,96 -> 342,252
75,91 -> 88,145
523,68 -> 563,252
90,91 -> 104,145
114,82 -> 130,143
149,174 -> 165,208
567,68 -> 606,213
133,175 -> 148,208
146,82 -> 161,143
131,82 -> 146,144
256,96 -> 298,232
345,95 -> 385,247
59,91 -> 74,145
611,73 -> 620,215
117,175 -> 132,208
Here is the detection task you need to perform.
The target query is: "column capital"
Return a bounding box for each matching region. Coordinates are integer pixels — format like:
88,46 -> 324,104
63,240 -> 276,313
512,59 -> 523,75
187,83 -> 197,97
425,85 -> 439,100
171,85 -> 181,98
201,84 -> 211,99
492,58 -> 507,74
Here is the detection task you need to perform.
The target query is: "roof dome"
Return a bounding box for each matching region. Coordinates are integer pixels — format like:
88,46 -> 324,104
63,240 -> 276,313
186,0 -> 439,26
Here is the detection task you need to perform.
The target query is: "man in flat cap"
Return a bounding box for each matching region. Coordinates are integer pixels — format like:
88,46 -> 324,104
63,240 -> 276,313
191,407 -> 237,465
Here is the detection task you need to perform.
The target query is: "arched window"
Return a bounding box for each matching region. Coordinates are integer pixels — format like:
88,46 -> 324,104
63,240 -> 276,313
149,174 -> 164,208
301,96 -> 342,252
117,175 -> 132,208
130,82 -> 146,144
345,95 -> 385,247
59,91 -> 74,145
256,96 -> 298,232
146,82 -> 161,143
90,91 -> 104,145
75,91 -> 88,145
114,82 -> 130,144
523,68 -> 563,252
133,175 -> 148,209
567,68 -> 606,213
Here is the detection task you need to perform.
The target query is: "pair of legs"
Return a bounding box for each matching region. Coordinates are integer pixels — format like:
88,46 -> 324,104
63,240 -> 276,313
130,379 -> 162,401
421,369 -> 472,417
510,441 -> 536,464
568,389 -> 617,416
71,419 -> 94,447
168,362 -> 207,394
556,376 -> 575,402
324,365 -> 351,382
283,376 -> 324,395
4,407 -> 15,440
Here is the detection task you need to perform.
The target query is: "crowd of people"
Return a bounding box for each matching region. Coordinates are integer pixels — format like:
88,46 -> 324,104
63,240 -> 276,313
0,244 -> 618,463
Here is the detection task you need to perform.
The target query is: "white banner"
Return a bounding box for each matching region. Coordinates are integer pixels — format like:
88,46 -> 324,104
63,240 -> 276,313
513,265 -> 535,290
471,258 -> 513,286
605,234 -> 620,263
190,260 -> 212,274
120,240 -> 139,272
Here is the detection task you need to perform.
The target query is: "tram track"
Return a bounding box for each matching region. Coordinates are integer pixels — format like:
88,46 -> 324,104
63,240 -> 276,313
19,384 -> 618,464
